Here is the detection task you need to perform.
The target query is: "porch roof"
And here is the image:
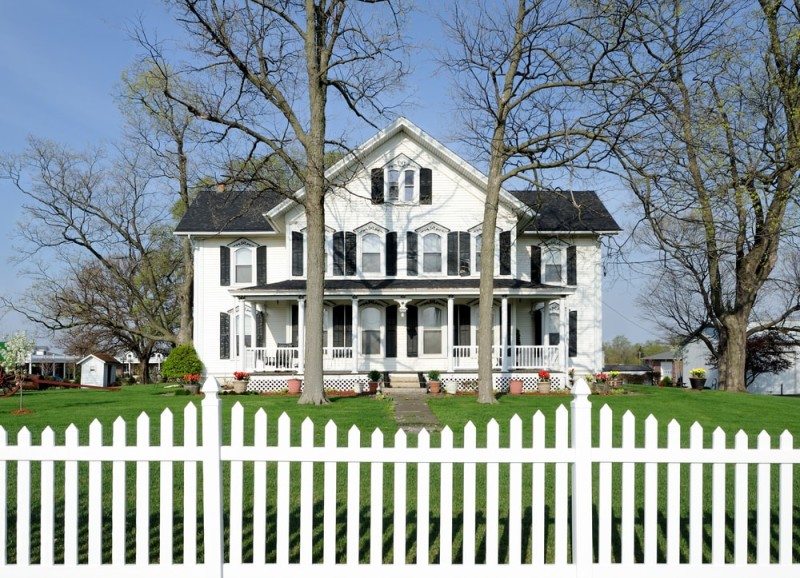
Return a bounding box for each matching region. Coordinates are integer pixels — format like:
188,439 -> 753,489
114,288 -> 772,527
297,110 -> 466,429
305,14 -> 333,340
230,277 -> 574,298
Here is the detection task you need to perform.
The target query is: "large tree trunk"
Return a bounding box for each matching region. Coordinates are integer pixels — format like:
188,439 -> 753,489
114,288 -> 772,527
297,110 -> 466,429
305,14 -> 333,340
717,314 -> 749,392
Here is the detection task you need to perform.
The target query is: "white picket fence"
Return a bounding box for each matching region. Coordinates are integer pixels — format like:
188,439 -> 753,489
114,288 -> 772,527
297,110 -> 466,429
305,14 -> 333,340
0,378 -> 798,577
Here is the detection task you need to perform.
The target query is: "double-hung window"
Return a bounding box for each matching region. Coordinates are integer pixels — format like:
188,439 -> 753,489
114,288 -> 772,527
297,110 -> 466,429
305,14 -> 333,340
361,233 -> 382,273
544,247 -> 563,283
423,233 -> 442,273
421,305 -> 443,355
235,247 -> 253,284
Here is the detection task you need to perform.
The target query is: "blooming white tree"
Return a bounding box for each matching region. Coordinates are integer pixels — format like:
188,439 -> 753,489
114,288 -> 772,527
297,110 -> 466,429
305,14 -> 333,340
1,331 -> 35,409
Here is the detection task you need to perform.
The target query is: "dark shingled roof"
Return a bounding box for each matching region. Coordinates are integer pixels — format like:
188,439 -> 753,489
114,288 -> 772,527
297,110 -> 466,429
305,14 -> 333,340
510,190 -> 621,233
175,189 -> 285,233
233,277 -> 570,293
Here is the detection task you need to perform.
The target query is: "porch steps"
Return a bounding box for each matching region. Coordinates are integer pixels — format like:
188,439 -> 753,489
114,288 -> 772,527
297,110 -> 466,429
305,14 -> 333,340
388,373 -> 424,389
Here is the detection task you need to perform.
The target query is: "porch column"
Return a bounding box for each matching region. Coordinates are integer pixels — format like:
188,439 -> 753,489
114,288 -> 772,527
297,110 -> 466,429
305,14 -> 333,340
298,297 -> 305,373
237,297 -> 245,372
560,297 -> 568,375
501,296 -> 509,372
351,297 -> 359,373
447,296 -> 454,373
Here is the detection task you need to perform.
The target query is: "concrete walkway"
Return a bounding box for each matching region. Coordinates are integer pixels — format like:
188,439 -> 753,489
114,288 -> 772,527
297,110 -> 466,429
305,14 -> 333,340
390,387 -> 441,432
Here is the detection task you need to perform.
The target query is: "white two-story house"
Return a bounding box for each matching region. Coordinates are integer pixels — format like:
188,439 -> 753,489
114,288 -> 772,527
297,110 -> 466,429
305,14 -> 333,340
175,118 -> 620,392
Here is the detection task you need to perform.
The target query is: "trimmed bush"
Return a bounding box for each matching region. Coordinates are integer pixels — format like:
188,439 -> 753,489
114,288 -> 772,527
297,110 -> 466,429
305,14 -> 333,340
162,344 -> 203,380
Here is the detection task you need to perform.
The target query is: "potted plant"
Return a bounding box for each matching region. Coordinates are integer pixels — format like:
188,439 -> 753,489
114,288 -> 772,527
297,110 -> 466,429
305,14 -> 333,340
509,375 -> 524,394
594,372 -> 608,394
608,370 -> 621,388
689,368 -> 706,390
427,370 -> 441,394
287,375 -> 302,394
367,369 -> 382,394
537,369 -> 551,394
183,373 -> 201,394
232,371 -> 250,394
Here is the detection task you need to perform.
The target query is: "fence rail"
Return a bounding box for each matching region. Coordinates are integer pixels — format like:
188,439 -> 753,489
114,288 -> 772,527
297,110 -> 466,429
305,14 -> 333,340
0,379 -> 798,577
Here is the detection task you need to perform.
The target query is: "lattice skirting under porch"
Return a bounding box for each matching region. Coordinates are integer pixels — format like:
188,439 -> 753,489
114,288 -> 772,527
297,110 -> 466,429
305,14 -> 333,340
447,374 -> 566,393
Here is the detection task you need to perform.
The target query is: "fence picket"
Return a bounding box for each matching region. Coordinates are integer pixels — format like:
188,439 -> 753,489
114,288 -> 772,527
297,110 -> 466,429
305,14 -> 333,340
508,416 -> 522,565
644,415 -> 658,564
531,411 -> 545,565
485,419 -> 499,565
347,425 -> 361,564
182,403 -> 198,565
159,410 -> 174,565
667,420 -> 681,565
252,409 -> 268,565
621,411 -> 635,564
554,404 -> 568,565
324,421 -> 338,565
712,427 -> 726,564
64,424 -> 79,566
417,428 -> 431,565
735,431 -> 749,564
136,413 -> 150,565
112,417 -> 126,566
757,431 -> 771,563
40,427 -> 55,567
779,431 -> 793,564
598,405 -> 613,564
276,413 -> 291,565
370,428 -> 384,565
393,429 -> 407,565
463,422 -> 477,564
88,420 -> 103,565
229,404 -> 244,565
689,422 -> 703,564
300,418 -> 314,565
16,428 -> 30,566
439,426 -> 453,565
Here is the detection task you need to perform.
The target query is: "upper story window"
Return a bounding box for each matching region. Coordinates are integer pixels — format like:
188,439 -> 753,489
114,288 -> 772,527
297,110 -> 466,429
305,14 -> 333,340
371,155 -> 432,205
235,247 -> 253,284
361,233 -> 382,273
423,233 -> 442,273
544,246 -> 563,283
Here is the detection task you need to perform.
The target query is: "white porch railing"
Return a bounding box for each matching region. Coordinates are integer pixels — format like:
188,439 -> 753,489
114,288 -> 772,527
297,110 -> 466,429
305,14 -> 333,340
322,346 -> 353,371
452,345 -> 560,370
245,347 -> 299,371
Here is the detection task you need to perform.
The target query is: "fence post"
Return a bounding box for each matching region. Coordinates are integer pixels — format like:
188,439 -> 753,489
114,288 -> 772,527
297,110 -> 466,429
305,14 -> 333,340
201,376 -> 224,577
571,378 -> 593,576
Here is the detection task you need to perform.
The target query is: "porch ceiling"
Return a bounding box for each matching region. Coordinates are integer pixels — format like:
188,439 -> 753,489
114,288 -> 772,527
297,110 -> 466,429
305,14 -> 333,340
230,278 -> 574,298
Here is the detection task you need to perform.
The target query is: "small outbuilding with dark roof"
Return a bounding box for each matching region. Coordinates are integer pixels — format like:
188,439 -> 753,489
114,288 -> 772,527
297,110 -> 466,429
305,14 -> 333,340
78,353 -> 120,388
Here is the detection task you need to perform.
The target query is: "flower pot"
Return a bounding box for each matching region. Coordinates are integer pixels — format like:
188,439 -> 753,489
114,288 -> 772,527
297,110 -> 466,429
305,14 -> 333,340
595,382 -> 609,394
689,377 -> 706,390
232,379 -> 247,394
183,384 -> 200,395
445,381 -> 458,395
368,380 -> 379,394
537,380 -> 551,394
428,380 -> 441,394
509,378 -> 524,394
287,377 -> 302,394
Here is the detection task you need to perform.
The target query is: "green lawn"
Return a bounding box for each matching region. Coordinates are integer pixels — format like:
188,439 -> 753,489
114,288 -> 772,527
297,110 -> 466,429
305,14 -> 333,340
1,384 -> 798,565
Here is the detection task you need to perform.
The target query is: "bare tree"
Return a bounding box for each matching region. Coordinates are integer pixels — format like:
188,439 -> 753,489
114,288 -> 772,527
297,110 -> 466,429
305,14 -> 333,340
1,137 -> 183,380
610,0 -> 800,391
137,0 -> 410,404
442,0 -> 631,402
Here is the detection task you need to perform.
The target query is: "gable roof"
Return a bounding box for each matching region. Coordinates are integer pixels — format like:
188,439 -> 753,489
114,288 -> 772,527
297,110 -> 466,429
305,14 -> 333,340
266,117 -> 527,219
78,352 -> 120,365
512,190 -> 621,233
175,188 -> 284,234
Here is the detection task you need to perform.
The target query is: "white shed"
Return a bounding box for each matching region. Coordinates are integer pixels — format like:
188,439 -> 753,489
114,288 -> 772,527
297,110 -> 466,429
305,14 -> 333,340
78,353 -> 120,387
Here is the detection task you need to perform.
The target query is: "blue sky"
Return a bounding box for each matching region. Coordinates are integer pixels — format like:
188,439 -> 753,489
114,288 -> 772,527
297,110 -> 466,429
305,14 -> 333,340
0,1 -> 657,346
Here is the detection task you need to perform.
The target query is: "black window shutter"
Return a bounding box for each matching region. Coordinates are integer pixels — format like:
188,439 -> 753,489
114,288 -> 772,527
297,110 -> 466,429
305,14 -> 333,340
459,231 -> 471,276
499,231 -> 511,275
406,305 -> 418,357
569,310 -> 578,357
220,246 -> 230,286
220,312 -> 230,359
291,305 -> 299,347
386,232 -> 397,276
386,305 -> 397,358
256,245 -> 267,285
333,232 -> 344,276
371,168 -> 384,204
531,245 -> 542,284
420,168 -> 432,205
255,310 -> 265,347
447,231 -> 458,276
567,245 -> 577,285
292,232 -> 304,276
406,232 -> 418,276
345,232 -> 357,275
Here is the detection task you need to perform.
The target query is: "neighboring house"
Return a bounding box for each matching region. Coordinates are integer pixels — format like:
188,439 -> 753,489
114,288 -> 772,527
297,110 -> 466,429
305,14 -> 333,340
78,353 -> 119,387
26,345 -> 80,380
175,118 -> 621,392
642,351 -> 682,385
603,364 -> 656,385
